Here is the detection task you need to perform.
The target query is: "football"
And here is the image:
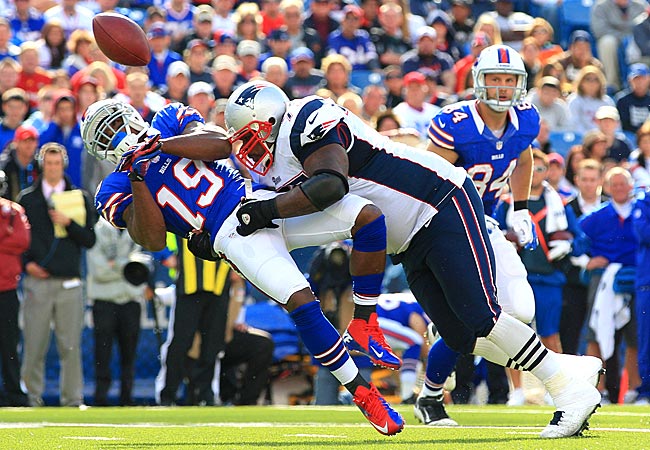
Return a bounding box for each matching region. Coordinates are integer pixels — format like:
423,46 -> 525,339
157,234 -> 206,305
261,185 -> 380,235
548,230 -> 573,242
92,12 -> 151,66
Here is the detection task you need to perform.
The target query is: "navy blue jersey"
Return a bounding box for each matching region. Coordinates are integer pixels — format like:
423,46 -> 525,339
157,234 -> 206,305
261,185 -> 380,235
428,100 -> 540,216
95,103 -> 245,239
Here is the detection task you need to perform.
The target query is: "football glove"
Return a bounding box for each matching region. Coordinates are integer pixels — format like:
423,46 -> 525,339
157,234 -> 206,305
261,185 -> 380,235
116,134 -> 162,180
547,239 -> 571,261
187,230 -> 220,261
236,198 -> 280,236
511,209 -> 538,250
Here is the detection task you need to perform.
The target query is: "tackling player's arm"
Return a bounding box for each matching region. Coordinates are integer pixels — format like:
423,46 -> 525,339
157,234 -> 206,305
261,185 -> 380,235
159,121 -> 232,161
123,182 -> 167,251
426,141 -> 460,164
509,146 -> 533,205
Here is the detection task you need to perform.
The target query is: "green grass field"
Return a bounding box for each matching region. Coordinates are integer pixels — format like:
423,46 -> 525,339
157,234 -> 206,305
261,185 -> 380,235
0,404 -> 649,450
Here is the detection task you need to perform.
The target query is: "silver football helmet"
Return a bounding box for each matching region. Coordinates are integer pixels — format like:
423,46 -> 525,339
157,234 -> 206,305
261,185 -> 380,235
225,81 -> 289,176
80,99 -> 149,164
472,44 -> 528,112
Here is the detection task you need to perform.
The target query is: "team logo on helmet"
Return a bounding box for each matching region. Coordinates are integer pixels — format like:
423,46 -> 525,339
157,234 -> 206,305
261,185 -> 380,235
234,84 -> 266,109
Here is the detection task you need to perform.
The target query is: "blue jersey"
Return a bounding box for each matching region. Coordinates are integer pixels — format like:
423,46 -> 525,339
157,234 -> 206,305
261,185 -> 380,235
95,103 -> 245,239
427,100 -> 540,216
376,292 -> 429,327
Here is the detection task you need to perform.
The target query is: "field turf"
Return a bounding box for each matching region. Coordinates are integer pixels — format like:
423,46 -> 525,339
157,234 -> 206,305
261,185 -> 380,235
0,404 -> 648,449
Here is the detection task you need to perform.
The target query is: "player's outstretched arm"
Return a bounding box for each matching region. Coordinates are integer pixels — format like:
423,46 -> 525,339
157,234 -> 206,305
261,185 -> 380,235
123,183 -> 167,251
160,122 -> 232,161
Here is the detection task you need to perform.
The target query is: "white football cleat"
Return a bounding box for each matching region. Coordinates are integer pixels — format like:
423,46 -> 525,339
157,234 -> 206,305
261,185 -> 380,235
540,379 -> 601,438
556,354 -> 605,388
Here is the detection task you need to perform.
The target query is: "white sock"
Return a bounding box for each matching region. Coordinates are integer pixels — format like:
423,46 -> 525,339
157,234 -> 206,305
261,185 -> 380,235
420,384 -> 443,398
400,371 -> 417,400
484,312 -> 560,383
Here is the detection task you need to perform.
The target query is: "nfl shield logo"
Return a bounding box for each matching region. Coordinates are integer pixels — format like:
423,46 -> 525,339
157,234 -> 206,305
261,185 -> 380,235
496,141 -> 503,150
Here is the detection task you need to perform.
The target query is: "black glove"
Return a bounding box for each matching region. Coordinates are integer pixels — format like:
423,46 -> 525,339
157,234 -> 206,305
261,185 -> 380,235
236,198 -> 280,236
187,231 -> 220,261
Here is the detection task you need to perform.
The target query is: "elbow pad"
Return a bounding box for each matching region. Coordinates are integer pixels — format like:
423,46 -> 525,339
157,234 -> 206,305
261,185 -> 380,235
299,169 -> 349,211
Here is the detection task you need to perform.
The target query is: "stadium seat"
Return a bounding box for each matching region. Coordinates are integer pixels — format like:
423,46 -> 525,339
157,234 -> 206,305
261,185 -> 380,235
349,70 -> 383,91
559,0 -> 594,48
549,130 -> 584,157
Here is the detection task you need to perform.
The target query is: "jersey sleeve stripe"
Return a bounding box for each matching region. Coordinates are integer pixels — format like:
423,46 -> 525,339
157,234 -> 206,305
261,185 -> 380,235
428,129 -> 455,150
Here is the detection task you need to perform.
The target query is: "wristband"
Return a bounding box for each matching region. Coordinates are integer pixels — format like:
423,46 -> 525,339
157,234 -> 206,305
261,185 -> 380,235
128,171 -> 145,182
513,200 -> 528,211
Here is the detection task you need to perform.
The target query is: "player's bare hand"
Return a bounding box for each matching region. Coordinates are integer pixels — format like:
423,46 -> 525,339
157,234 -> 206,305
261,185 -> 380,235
25,261 -> 50,279
235,198 -> 280,236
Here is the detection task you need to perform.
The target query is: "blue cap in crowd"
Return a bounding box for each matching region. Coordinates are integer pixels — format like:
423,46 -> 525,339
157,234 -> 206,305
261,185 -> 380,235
268,28 -> 290,41
147,22 -> 169,39
628,63 -> 650,80
290,47 -> 314,63
570,30 -> 591,45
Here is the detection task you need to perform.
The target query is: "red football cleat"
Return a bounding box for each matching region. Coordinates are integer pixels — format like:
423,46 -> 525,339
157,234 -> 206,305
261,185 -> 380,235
343,313 -> 402,370
353,383 -> 405,436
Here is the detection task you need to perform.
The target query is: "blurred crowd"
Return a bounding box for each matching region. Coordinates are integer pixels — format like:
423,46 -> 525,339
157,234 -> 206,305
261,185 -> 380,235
0,0 -> 649,407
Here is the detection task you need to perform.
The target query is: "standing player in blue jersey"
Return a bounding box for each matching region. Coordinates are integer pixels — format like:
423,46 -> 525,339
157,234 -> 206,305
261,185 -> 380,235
81,100 -> 404,436
423,45 -> 603,424
172,77 -> 601,438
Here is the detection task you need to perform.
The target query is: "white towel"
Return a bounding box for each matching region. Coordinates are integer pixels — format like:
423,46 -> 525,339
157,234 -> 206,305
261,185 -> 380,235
588,263 -> 631,360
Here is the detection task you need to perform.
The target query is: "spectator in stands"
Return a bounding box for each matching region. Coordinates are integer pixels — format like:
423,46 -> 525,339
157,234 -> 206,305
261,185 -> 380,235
62,29 -> 94,78
449,0 -> 475,53
453,31 -> 491,95
321,53 -> 359,100
360,84 -> 387,124
631,186 -> 650,405
383,64 -> 404,109
262,57 -> 290,95
188,81 -> 215,122
213,32 -> 237,58
0,124 -> 39,201
124,72 -> 156,123
534,118 -> 554,154
488,0 -> 534,51
359,0 -> 381,32
259,28 -> 293,70
528,75 -> 571,131
43,0 -> 93,39
547,152 -> 576,199
237,40 -> 262,81
23,85 -> 55,134
594,106 -> 633,164
392,71 -> 440,141
17,42 -> 52,108
371,2 -> 413,69
615,62 -> 650,134
161,60 -> 190,105
304,0 -> 339,61
73,76 -> 100,122
632,7 -> 650,68
0,58 -> 20,111
526,17 -> 563,66
174,5 -> 215,55
0,18 -> 20,61
520,37 -> 543,91
391,0 -> 426,40
375,110 -> 401,133
260,0 -> 285,36
551,30 -> 603,84
580,166 -> 639,404
233,2 -> 265,44
327,5 -> 378,72
155,237 -> 232,406
284,47 -> 325,100
143,5 -> 167,32
39,91 -> 85,189
567,65 -> 615,135
401,26 -> 455,94
19,143 -> 96,407
565,144 -> 588,190
212,0 -> 236,35
560,158 -> 607,355
163,0 -> 194,51
0,88 -> 29,152
7,0 -> 45,45
83,61 -> 121,98
146,22 -> 183,91
474,12 -> 503,47
337,91 -> 364,120
35,21 -> 67,71
184,40 -> 213,85
630,122 -> 650,186
590,0 -> 647,91
280,0 -> 322,66
428,9 -> 462,62
211,55 -> 244,100
0,178 -> 30,406
87,217 -> 145,406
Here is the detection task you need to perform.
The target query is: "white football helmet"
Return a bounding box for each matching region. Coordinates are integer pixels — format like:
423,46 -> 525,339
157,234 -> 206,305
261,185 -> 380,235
80,99 -> 149,164
472,44 -> 528,112
225,80 -> 289,176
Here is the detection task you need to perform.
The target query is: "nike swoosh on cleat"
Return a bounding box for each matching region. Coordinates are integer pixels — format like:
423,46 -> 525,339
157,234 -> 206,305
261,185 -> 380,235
371,347 -> 384,358
371,421 -> 389,434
